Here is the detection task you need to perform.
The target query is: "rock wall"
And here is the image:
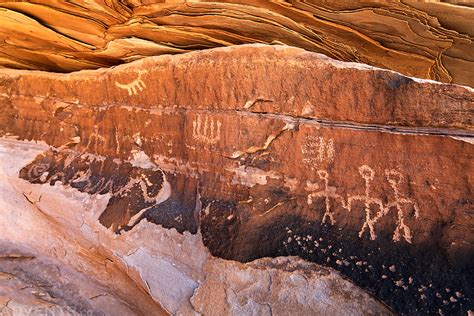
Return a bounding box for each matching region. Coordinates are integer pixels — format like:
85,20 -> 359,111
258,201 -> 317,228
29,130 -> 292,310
0,1 -> 473,87
0,138 -> 389,315
0,45 -> 472,314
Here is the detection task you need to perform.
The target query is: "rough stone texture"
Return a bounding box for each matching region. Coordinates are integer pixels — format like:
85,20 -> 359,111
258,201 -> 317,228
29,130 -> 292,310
191,256 -> 386,316
0,138 -> 390,315
0,45 -> 473,314
0,1 -> 473,87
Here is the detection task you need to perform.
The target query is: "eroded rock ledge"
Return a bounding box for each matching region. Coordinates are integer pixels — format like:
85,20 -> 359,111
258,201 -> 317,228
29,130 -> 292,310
0,45 -> 473,314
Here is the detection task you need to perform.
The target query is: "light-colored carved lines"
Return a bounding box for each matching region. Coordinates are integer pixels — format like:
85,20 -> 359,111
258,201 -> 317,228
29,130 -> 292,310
385,169 -> 420,243
355,165 -> 387,241
307,170 -> 338,225
115,70 -> 146,96
302,136 -> 334,168
192,114 -> 222,145
307,165 -> 421,243
85,125 -> 106,154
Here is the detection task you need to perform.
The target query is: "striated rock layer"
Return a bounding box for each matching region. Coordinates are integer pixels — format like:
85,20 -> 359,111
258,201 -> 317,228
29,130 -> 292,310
0,45 -> 473,314
0,0 -> 473,87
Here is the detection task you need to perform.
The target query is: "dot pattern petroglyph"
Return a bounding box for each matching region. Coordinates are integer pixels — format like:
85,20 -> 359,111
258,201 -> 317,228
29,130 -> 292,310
307,165 -> 420,243
301,136 -> 335,168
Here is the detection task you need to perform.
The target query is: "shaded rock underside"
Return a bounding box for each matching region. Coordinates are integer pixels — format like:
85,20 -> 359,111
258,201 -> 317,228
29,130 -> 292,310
0,0 -> 473,87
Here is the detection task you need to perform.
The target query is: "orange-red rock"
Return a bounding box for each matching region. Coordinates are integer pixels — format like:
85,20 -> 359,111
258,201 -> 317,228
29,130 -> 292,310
0,45 -> 473,314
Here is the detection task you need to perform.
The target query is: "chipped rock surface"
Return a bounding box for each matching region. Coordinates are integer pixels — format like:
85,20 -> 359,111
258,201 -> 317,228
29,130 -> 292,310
0,138 -> 390,315
0,45 -> 472,314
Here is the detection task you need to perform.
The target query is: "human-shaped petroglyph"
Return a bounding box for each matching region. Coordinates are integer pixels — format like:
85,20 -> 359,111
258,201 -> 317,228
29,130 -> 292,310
301,136 -> 334,168
192,114 -> 222,145
307,170 -> 340,225
115,70 -> 146,96
355,165 -> 387,241
384,169 -> 420,243
85,125 -> 106,153
307,165 -> 420,243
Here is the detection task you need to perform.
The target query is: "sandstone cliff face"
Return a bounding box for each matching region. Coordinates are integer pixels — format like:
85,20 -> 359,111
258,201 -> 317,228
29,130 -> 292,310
0,45 -> 472,314
0,1 -> 473,86
0,138 -> 389,315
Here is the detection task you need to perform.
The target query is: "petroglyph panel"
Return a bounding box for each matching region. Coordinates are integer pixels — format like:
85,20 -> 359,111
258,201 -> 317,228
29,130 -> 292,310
2,46 -> 472,315
307,166 -> 420,243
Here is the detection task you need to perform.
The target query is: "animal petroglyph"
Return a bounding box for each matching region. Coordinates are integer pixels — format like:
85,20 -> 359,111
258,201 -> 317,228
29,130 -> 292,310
115,70 -> 146,96
19,149 -> 170,232
307,165 -> 420,243
302,136 -> 335,168
192,115 -> 222,145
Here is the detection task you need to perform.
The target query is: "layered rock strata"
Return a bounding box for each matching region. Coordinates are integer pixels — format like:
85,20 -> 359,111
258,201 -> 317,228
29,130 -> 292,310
0,45 -> 473,314
0,1 -> 473,86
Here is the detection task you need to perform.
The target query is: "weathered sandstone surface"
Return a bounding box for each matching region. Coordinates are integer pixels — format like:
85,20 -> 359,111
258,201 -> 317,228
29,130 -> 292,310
0,1 -> 473,86
0,45 -> 473,314
0,138 -> 388,315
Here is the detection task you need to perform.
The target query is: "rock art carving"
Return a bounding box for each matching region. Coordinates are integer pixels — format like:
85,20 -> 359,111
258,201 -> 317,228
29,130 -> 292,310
85,125 -> 106,154
302,136 -> 335,168
192,115 -> 222,145
307,165 -> 420,243
19,149 -> 170,232
384,169 -> 421,243
1,45 -> 472,315
115,71 -> 147,96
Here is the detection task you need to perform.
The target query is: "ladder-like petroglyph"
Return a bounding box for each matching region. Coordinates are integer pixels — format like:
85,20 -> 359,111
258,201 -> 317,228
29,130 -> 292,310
307,165 -> 420,243
192,115 -> 222,145
115,70 -> 147,96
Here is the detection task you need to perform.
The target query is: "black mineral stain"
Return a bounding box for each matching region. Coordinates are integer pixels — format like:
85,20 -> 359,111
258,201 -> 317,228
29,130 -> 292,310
19,150 -> 473,315
19,148 -> 165,233
199,201 -> 473,315
387,75 -> 413,90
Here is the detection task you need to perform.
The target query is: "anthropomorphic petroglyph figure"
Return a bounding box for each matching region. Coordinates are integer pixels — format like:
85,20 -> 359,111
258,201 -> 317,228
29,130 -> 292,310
385,170 -> 420,243
302,136 -> 334,168
307,170 -> 340,225
115,70 -> 147,96
85,125 -> 106,153
192,115 -> 222,145
355,165 -> 387,241
307,165 -> 420,243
